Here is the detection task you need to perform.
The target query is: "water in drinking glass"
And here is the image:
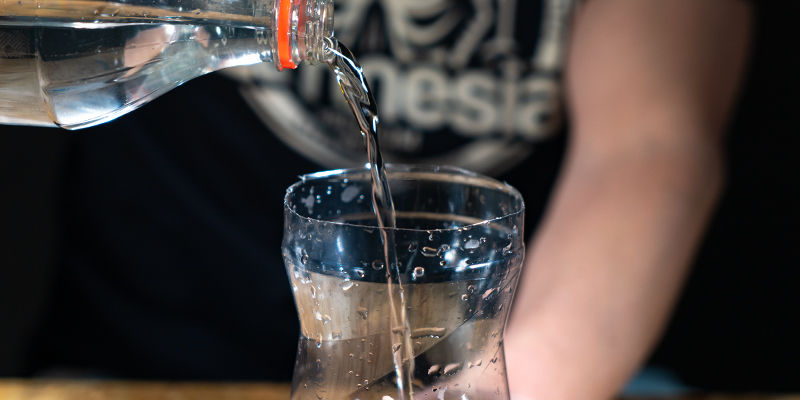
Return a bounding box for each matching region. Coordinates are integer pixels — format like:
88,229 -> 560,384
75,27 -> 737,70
282,166 -> 525,399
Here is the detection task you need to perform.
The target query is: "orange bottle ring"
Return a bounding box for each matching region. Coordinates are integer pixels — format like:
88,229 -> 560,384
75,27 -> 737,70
277,0 -> 297,70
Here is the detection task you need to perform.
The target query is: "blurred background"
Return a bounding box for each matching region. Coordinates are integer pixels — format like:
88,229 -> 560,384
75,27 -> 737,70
1,0 -> 798,394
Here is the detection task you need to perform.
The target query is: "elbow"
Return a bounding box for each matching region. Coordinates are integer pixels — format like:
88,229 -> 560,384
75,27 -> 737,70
567,124 -> 728,212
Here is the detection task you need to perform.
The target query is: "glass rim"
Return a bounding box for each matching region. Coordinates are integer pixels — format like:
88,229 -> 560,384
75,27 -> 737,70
284,164 -> 525,233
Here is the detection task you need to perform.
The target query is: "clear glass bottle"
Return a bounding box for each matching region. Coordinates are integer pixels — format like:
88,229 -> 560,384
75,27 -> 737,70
0,0 -> 334,129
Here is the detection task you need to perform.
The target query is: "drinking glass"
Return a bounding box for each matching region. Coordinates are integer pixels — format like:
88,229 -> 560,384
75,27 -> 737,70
282,165 -> 525,400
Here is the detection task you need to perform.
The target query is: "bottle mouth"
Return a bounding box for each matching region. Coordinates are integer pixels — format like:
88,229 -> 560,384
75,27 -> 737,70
276,0 -> 296,70
274,0 -> 334,70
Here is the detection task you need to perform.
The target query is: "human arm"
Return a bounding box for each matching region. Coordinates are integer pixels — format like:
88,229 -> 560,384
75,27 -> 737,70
504,1 -> 752,399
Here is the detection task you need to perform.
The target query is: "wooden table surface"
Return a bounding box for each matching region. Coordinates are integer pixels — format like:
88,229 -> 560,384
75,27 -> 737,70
0,380 -> 796,400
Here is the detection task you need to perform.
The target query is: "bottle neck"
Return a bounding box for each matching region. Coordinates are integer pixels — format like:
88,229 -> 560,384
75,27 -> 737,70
272,0 -> 334,70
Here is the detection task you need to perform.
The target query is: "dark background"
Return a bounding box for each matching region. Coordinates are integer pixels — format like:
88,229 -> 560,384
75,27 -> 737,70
648,2 -> 800,390
0,128 -> 66,375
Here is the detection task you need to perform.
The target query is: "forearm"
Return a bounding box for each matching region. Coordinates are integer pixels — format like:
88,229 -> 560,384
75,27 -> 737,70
505,134 -> 724,399
505,1 -> 751,398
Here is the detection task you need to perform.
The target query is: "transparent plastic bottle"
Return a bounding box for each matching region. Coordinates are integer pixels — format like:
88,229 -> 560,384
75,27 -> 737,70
0,0 -> 333,129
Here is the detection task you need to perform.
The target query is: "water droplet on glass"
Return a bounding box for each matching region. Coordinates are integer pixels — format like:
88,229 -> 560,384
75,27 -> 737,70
428,365 -> 441,375
341,279 -> 354,291
392,343 -> 402,353
461,294 -> 469,301
440,260 -> 447,266
421,246 -> 438,257
408,241 -> 418,252
437,244 -> 451,256
357,306 -> 368,320
301,253 -> 309,265
371,260 -> 384,271
355,268 -> 366,278
412,266 -> 425,279
464,239 -> 481,249
411,327 -> 446,338
341,185 -> 359,202
443,362 -> 461,375
467,285 -> 475,293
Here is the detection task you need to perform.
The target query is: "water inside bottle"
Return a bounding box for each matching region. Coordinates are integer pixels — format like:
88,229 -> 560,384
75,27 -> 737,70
0,1 -> 275,128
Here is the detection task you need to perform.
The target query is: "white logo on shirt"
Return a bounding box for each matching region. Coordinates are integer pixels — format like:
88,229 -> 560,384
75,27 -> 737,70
226,0 -> 574,174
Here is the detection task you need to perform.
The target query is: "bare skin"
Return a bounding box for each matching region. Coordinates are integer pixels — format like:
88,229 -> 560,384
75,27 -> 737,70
505,1 -> 753,399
